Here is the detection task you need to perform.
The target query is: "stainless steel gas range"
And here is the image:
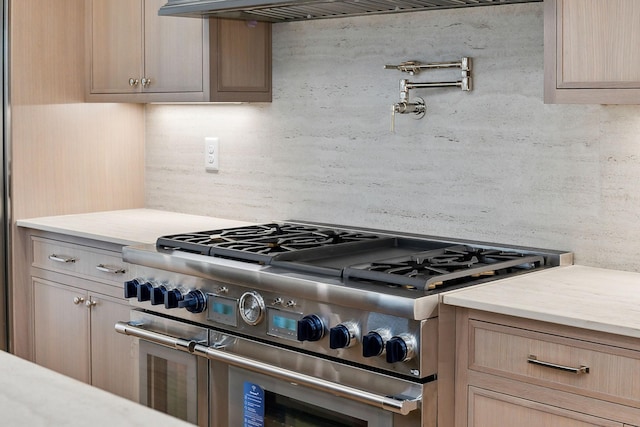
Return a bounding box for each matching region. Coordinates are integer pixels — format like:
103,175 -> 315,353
115,222 -> 572,427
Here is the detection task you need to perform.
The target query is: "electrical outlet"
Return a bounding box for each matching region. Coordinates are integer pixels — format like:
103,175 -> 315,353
204,137 -> 219,172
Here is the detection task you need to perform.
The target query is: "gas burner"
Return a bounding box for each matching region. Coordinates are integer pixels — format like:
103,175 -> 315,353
344,245 -> 545,292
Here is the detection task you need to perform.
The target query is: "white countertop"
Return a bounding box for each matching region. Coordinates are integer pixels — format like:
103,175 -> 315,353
0,350 -> 191,427
442,265 -> 640,339
17,209 -> 253,246
17,211 -> 640,339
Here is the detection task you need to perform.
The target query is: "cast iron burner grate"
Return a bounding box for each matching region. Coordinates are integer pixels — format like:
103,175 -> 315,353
344,245 -> 545,291
156,223 -> 381,262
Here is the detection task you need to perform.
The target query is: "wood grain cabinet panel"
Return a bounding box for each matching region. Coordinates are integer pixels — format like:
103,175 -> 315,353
209,18 -> 272,102
470,320 -> 640,407
33,279 -> 90,383
469,387 -> 621,427
454,310 -> 640,427
86,0 -> 271,102
90,293 -> 138,401
545,0 -> 640,103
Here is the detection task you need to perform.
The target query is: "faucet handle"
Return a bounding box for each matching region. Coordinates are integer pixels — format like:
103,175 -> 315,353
391,104 -> 397,132
384,61 -> 422,75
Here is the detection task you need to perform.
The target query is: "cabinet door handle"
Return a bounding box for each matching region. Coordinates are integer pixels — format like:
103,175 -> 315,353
73,296 -> 85,305
141,77 -> 151,87
96,264 -> 126,274
85,299 -> 97,308
527,355 -> 589,374
49,254 -> 76,263
129,78 -> 139,87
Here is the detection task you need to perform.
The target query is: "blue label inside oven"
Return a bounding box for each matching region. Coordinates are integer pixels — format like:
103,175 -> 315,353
243,382 -> 265,427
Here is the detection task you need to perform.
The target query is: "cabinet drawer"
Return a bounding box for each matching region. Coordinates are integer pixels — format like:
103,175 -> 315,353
32,237 -> 127,286
469,320 -> 640,407
469,387 -> 622,427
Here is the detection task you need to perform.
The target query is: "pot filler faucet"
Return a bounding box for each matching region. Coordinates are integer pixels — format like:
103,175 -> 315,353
385,57 -> 472,132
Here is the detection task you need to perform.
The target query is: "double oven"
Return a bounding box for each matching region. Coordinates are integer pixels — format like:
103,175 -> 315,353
119,306 -> 427,427
116,222 -> 570,427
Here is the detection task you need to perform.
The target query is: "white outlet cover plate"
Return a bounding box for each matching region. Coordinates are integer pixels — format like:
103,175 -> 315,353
205,137 -> 219,172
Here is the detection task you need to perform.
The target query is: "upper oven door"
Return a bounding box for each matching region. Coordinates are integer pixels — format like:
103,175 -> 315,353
227,365 -> 392,427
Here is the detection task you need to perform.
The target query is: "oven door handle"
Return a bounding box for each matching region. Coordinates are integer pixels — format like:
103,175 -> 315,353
115,321 -> 421,416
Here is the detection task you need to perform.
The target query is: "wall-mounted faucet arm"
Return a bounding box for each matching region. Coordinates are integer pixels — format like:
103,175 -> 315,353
384,57 -> 471,75
403,72 -> 472,92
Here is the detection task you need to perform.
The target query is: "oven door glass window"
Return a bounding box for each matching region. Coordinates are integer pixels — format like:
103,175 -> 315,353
228,366 -> 393,427
264,391 -> 366,427
139,340 -> 201,424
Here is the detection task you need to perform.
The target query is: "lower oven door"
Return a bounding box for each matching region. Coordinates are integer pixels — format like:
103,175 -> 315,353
227,365 -> 392,427
205,330 -> 424,427
124,311 -> 209,426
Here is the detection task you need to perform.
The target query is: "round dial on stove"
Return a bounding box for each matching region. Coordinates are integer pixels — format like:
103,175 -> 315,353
239,291 -> 266,325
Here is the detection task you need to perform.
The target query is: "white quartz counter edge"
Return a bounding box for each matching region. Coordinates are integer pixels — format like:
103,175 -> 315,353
442,265 -> 640,339
0,350 -> 192,427
16,209 -> 254,245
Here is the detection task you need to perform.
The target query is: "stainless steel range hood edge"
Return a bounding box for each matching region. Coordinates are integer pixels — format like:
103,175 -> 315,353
159,0 -> 543,23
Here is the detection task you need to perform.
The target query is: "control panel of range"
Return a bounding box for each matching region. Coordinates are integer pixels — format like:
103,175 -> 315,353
124,277 -> 427,377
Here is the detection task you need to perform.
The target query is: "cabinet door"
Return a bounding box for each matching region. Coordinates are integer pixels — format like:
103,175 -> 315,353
33,279 -> 90,383
557,0 -> 640,88
143,0 -> 205,94
469,387 -> 622,427
89,0 -> 143,94
209,18 -> 272,102
544,0 -> 640,103
90,293 -> 138,402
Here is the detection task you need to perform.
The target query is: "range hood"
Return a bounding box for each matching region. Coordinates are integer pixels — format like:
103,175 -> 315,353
158,0 -> 542,22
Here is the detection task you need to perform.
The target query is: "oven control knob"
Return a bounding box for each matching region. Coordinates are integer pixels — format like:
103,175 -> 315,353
124,278 -> 142,299
329,322 -> 358,349
386,334 -> 417,363
297,315 -> 325,342
362,329 -> 392,357
136,281 -> 154,302
150,285 -> 167,306
165,289 -> 184,309
178,290 -> 207,313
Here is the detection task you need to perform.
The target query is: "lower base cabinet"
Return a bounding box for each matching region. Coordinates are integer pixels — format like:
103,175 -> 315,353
29,231 -> 138,402
33,278 -> 137,401
455,309 -> 640,427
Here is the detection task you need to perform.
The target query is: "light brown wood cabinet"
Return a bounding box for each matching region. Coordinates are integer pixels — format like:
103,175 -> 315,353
86,0 -> 271,103
455,309 -> 640,426
29,232 -> 138,402
544,0 -> 640,104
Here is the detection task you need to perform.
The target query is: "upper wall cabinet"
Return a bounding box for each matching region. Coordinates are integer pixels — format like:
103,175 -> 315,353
86,0 -> 271,103
544,0 -> 640,104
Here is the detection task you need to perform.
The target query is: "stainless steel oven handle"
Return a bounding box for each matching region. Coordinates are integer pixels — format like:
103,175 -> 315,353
192,342 -> 420,415
115,321 -> 420,416
115,321 -> 198,352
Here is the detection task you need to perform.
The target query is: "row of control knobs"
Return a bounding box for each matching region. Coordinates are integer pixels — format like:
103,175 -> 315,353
125,280 -> 416,363
298,314 -> 416,363
124,278 -> 206,313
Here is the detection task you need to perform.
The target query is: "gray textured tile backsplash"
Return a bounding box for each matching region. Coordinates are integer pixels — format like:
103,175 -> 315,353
145,3 -> 640,271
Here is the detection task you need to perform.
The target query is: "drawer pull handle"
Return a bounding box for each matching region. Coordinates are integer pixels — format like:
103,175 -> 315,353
527,355 -> 589,374
49,254 -> 76,263
96,264 -> 126,275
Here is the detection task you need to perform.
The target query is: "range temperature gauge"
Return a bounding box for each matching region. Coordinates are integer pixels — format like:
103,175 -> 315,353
238,291 -> 266,325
